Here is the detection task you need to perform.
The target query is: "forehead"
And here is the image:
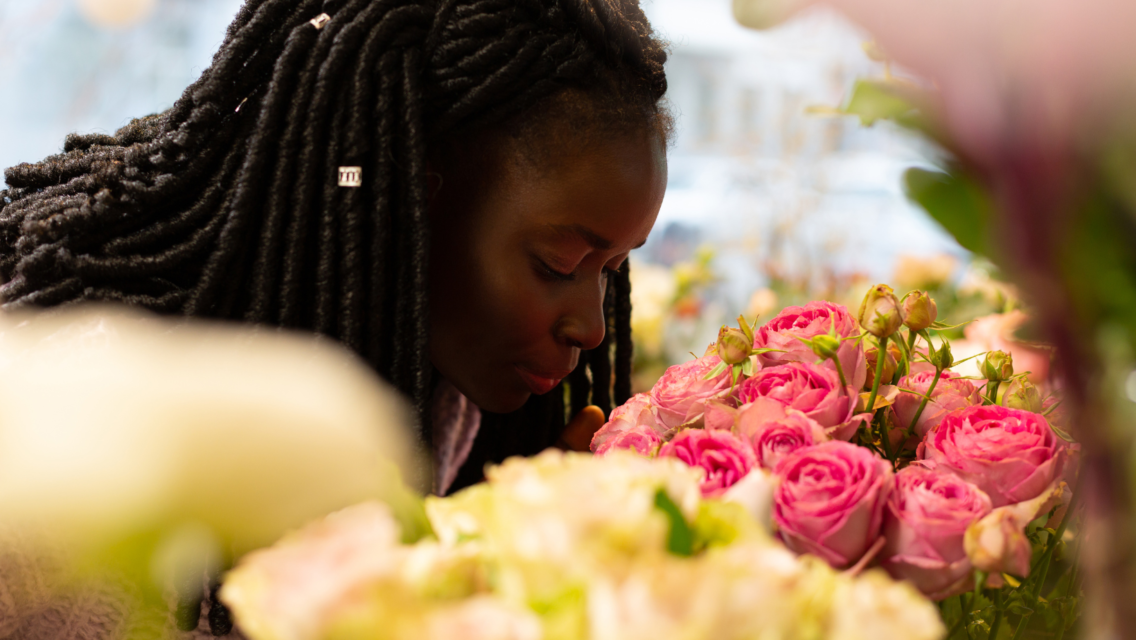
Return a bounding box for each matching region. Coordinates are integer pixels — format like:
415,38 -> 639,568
493,131 -> 668,249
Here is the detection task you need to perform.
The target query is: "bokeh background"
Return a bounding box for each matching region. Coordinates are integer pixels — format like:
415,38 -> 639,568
0,0 -> 990,390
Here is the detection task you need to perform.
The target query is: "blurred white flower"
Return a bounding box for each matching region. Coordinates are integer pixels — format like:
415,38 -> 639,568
0,308 -> 416,590
827,569 -> 946,640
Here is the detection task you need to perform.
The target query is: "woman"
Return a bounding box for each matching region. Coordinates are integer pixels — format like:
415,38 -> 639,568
1,0 -> 669,486
0,1 -> 669,633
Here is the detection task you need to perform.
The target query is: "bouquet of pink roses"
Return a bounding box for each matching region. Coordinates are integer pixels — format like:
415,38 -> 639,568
592,284 -> 1081,639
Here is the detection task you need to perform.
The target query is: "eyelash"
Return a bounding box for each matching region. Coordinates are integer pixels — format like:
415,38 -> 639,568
536,259 -> 617,282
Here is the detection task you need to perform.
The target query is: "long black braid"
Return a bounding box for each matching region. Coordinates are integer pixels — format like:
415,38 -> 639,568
2,1 -> 666,631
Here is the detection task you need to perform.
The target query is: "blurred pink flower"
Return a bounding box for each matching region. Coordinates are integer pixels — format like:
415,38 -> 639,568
952,311 -> 1052,385
734,0 -> 1136,167
590,393 -> 665,454
650,355 -> 734,430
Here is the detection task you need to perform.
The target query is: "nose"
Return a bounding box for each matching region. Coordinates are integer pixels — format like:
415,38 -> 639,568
554,280 -> 607,351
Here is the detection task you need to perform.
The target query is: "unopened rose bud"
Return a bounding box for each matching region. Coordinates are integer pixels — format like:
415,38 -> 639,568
964,508 -> 1032,578
716,326 -> 752,365
982,351 -> 1014,382
864,341 -> 899,390
930,340 -> 954,370
858,284 -> 905,338
902,291 -> 938,332
809,334 -> 841,361
1001,378 -> 1042,413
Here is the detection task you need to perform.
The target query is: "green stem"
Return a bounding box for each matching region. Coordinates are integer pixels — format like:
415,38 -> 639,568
831,352 -> 849,393
946,593 -> 974,639
907,366 -> 943,435
904,329 -> 918,377
988,589 -> 1005,639
864,334 -> 888,419
879,411 -> 895,464
987,380 -> 1001,405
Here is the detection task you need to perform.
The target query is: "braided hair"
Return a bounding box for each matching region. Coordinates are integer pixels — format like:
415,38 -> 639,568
0,0 -> 666,485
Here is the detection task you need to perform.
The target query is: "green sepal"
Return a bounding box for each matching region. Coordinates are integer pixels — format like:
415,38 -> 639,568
741,358 -> 755,377
704,361 -> 728,380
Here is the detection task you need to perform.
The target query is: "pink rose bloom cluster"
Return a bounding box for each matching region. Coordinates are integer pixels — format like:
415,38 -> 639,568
591,299 -> 1074,600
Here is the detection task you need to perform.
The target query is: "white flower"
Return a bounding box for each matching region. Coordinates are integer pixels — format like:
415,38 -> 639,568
827,569 -> 946,640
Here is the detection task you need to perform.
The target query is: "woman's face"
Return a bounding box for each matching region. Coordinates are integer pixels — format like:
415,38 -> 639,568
428,129 -> 667,413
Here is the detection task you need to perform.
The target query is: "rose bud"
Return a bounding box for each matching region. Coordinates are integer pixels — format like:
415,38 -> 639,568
1001,378 -> 1043,413
930,339 -> 954,371
963,481 -> 1069,579
981,350 -> 1014,382
864,341 -> 899,390
808,333 -> 842,361
716,325 -> 752,365
858,284 -> 905,338
902,291 -> 938,332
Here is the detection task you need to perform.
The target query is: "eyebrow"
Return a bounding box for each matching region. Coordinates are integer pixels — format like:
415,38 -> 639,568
548,223 -> 647,251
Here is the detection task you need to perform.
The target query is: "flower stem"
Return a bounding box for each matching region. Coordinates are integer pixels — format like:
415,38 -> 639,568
831,352 -> 849,395
987,380 -> 1001,405
864,335 -> 888,419
988,589 -> 1005,639
904,329 -> 918,377
907,365 -> 942,435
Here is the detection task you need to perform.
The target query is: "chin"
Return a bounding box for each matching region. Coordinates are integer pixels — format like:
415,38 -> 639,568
465,386 -> 531,415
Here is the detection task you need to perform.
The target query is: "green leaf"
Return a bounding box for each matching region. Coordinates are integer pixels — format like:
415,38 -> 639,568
742,358 -> 755,377
1049,421 -> 1076,443
654,489 -> 694,556
904,167 -> 994,257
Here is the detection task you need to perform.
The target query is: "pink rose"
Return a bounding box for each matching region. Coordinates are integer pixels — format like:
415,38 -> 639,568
736,398 -> 827,470
591,393 -> 664,454
773,441 -> 894,568
892,371 -> 982,441
735,362 -> 868,441
659,429 -> 757,497
650,355 -> 733,430
879,466 -> 993,600
919,405 -> 1067,508
593,425 -> 662,457
754,301 -> 867,390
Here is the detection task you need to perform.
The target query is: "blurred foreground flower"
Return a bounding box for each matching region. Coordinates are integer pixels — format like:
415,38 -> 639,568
225,451 -> 944,640
0,308 -> 417,633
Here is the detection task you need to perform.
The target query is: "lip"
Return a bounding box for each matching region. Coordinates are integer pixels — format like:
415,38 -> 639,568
514,365 -> 571,395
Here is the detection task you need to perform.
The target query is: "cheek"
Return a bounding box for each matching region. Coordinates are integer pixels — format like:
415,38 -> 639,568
478,259 -> 559,349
